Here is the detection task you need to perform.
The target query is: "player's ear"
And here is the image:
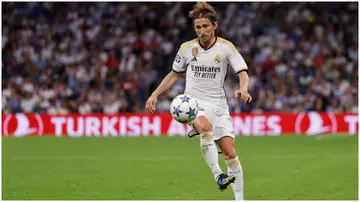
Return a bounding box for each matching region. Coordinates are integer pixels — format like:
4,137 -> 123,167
213,22 -> 218,30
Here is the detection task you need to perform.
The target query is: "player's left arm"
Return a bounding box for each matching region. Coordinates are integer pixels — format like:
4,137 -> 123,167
227,42 -> 252,103
235,71 -> 252,103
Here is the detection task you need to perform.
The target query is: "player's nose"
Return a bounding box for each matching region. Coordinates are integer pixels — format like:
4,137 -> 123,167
200,28 -> 207,35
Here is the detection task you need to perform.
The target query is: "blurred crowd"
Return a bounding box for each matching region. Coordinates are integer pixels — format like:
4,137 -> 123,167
2,2 -> 358,114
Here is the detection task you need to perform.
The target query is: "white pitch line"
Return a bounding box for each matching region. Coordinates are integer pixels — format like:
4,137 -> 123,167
7,154 -> 356,161
8,156 -> 191,161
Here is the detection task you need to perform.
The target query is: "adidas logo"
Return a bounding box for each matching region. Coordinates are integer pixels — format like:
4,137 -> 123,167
191,57 -> 197,62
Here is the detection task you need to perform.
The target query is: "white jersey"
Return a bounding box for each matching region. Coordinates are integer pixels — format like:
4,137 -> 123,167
172,37 -> 248,112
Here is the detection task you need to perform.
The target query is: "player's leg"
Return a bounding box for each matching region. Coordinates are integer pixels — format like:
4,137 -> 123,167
192,115 -> 223,180
216,136 -> 244,200
192,114 -> 235,191
212,112 -> 243,200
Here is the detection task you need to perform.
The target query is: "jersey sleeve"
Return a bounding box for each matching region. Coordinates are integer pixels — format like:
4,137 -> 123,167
172,45 -> 186,73
226,42 -> 248,74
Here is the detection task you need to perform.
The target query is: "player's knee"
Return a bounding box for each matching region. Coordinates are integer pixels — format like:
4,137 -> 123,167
200,123 -> 212,133
194,122 -> 211,133
222,149 -> 237,160
194,117 -> 212,133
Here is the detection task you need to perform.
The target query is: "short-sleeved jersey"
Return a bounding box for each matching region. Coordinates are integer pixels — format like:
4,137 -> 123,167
172,37 -> 248,112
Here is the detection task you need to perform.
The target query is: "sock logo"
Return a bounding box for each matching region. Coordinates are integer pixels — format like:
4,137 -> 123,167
201,143 -> 213,154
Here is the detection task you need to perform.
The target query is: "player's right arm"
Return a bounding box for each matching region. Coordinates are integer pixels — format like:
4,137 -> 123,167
145,48 -> 187,113
145,71 -> 183,113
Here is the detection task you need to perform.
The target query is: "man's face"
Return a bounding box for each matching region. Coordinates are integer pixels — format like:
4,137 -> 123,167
194,18 -> 217,44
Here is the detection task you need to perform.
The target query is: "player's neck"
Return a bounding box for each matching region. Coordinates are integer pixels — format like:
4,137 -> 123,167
199,36 -> 217,50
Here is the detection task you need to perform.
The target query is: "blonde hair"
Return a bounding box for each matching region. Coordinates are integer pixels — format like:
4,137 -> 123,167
189,2 -> 217,24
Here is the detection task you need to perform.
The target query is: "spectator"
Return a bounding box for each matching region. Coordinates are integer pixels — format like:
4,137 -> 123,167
2,2 -> 358,114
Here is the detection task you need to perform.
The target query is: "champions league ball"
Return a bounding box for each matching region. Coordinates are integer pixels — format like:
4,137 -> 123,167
170,94 -> 199,124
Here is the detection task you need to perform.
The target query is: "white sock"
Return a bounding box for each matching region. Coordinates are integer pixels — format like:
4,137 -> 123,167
226,156 -> 244,200
200,132 -> 223,181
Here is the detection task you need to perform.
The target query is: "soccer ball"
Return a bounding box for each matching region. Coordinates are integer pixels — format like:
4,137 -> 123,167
170,94 -> 199,124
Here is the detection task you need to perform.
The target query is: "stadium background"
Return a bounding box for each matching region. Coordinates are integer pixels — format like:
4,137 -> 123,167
2,2 -> 358,200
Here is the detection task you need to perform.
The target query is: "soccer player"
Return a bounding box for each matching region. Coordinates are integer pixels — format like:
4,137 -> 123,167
145,2 -> 251,200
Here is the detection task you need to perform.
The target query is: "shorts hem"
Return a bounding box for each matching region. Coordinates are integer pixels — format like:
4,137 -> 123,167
213,134 -> 235,141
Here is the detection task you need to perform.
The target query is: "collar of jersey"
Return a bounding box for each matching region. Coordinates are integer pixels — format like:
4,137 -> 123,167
198,36 -> 217,51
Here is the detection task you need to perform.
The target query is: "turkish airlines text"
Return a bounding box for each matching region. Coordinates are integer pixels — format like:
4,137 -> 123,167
2,113 -> 358,136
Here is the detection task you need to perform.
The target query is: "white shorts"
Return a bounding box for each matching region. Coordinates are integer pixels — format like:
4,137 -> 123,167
188,107 -> 235,141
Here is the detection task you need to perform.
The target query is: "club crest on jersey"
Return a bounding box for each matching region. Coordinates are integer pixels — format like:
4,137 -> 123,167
192,48 -> 198,56
214,55 -> 221,64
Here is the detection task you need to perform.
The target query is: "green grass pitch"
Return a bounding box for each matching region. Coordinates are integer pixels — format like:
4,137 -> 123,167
2,135 -> 358,200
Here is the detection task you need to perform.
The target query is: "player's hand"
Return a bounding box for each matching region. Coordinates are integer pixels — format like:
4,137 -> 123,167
234,89 -> 252,103
145,95 -> 158,113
